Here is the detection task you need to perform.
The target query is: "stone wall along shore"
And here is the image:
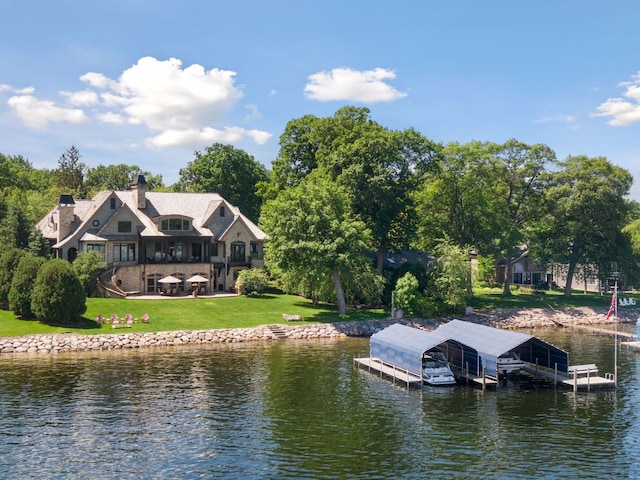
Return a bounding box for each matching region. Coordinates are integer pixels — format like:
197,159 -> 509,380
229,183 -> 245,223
1,307 -> 637,355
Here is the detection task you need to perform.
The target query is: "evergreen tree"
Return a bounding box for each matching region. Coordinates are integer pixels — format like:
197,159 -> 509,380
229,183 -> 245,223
31,259 -> 86,324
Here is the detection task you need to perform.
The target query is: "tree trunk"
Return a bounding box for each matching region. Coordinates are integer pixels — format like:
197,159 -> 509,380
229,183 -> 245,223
332,268 -> 347,315
502,256 -> 512,296
376,247 -> 386,275
563,260 -> 576,298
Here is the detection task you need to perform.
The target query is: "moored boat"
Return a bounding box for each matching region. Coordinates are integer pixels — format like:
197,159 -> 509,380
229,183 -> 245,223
422,351 -> 456,386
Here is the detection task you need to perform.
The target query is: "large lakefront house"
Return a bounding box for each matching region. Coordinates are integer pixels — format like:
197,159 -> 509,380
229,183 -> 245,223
36,175 -> 267,295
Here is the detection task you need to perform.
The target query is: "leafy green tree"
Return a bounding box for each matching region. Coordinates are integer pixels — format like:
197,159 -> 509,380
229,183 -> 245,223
31,259 -> 86,324
0,248 -> 26,307
8,254 -> 45,319
236,268 -> 269,296
268,106 -> 440,273
175,143 -> 268,223
55,145 -> 86,194
393,272 -> 427,317
428,239 -> 472,314
72,250 -> 107,296
0,200 -> 31,253
27,229 -> 51,258
528,155 -> 633,296
260,177 -> 382,315
84,164 -> 164,193
413,141 -> 499,253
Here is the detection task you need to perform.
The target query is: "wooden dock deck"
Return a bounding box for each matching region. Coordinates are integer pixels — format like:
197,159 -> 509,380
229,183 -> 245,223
354,357 -> 422,387
450,367 -> 498,388
521,364 -> 616,390
558,323 -> 636,339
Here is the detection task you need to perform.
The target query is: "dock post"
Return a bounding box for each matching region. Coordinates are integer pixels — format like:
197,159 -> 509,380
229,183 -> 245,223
465,361 -> 469,385
482,366 -> 486,391
554,363 -> 558,388
573,368 -> 578,394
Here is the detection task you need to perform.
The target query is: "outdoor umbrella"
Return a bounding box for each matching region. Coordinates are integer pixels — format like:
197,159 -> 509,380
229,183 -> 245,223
158,275 -> 182,284
186,275 -> 208,283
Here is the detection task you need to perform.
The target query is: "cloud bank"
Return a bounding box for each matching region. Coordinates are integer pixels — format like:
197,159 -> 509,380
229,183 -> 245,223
593,71 -> 640,126
5,56 -> 272,148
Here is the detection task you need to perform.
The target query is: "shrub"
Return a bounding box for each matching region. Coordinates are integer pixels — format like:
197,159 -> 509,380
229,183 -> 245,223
0,248 -> 26,307
394,272 -> 429,317
31,259 -> 86,324
8,254 -> 45,319
236,268 -> 269,296
73,250 -> 107,295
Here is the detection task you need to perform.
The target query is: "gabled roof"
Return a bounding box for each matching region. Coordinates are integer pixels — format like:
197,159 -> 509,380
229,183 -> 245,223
432,319 -> 533,357
38,188 -> 266,245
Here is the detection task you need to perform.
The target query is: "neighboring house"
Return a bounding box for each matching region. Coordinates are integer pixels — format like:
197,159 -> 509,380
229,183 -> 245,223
495,247 -> 603,293
35,175 -> 267,295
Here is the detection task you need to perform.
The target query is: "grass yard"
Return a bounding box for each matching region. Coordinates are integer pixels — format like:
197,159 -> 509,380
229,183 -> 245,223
0,294 -> 389,337
0,287 -> 631,338
470,286 -> 626,310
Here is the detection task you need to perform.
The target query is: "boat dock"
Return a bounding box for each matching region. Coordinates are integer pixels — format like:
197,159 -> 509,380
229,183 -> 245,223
557,323 -> 636,340
521,363 -> 616,391
354,357 -> 422,388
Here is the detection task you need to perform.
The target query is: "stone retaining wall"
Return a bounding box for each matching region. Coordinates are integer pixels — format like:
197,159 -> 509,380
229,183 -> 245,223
1,307 -> 637,355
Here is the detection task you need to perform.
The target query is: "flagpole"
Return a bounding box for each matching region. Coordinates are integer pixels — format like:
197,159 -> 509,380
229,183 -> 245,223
614,280 -> 618,386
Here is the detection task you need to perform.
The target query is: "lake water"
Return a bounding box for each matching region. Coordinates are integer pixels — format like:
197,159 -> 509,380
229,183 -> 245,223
0,327 -> 639,479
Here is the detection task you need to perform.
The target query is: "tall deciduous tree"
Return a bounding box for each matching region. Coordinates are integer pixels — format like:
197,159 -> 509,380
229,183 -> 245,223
267,106 -> 440,273
176,143 -> 268,223
85,164 -> 164,193
260,177 -> 382,315
528,155 -> 633,297
488,139 -> 556,295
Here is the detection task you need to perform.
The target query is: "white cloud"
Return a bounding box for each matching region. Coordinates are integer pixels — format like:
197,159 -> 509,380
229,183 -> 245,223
79,56 -> 271,147
97,111 -> 126,124
593,71 -> 640,126
7,95 -> 86,128
0,84 -> 35,94
61,89 -> 99,106
304,67 -> 408,103
146,126 -> 272,148
0,84 -> 10,92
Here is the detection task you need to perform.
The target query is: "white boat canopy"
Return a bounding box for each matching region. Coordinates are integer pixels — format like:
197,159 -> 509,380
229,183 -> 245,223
370,323 -> 448,377
431,319 -> 569,376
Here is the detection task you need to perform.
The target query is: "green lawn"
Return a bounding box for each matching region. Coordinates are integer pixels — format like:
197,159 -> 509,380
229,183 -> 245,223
469,286 -> 626,310
0,287 -> 630,338
0,294 -> 389,337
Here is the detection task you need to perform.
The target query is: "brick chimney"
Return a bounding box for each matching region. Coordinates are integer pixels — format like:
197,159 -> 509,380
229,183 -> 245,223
56,194 -> 75,243
131,174 -> 147,209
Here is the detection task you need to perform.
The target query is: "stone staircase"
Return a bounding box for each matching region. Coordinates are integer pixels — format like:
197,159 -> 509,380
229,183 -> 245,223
266,324 -> 288,339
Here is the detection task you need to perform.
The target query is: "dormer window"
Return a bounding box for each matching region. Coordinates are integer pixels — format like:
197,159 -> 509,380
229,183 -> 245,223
160,218 -> 190,231
220,206 -> 225,217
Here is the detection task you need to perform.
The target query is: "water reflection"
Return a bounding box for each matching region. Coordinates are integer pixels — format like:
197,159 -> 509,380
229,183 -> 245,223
0,330 -> 638,478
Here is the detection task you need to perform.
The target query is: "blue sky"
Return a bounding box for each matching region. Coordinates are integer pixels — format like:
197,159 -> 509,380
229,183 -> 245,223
1,1 -> 640,199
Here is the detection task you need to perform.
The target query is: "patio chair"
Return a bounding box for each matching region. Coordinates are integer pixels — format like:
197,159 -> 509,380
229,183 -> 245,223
141,313 -> 150,323
125,314 -> 133,325
111,314 -> 119,325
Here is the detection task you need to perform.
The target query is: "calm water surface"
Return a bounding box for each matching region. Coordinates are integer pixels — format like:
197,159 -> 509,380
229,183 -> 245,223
0,327 -> 639,479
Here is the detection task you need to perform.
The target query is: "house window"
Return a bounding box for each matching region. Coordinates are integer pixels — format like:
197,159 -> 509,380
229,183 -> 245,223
167,241 -> 183,262
114,243 -> 135,262
230,241 -> 245,262
86,243 -> 106,258
118,221 -> 132,233
211,242 -> 219,257
220,206 -> 225,217
513,272 -> 523,284
110,198 -> 116,209
250,242 -> 261,258
191,243 -> 202,262
160,218 -> 190,231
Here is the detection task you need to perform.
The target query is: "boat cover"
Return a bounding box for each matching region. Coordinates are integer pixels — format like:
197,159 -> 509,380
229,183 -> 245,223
370,323 -> 445,376
431,319 -> 569,375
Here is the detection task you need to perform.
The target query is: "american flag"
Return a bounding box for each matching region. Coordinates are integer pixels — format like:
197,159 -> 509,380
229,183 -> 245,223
606,288 -> 617,320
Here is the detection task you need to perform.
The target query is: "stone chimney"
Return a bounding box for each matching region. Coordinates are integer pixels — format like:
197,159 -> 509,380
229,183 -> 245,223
131,174 -> 147,209
56,194 -> 75,243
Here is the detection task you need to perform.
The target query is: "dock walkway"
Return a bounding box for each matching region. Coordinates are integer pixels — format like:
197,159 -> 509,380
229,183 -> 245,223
354,357 -> 422,387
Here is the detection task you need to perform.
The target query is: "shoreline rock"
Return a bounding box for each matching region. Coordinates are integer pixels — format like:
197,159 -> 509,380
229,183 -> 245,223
1,307 -> 638,355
